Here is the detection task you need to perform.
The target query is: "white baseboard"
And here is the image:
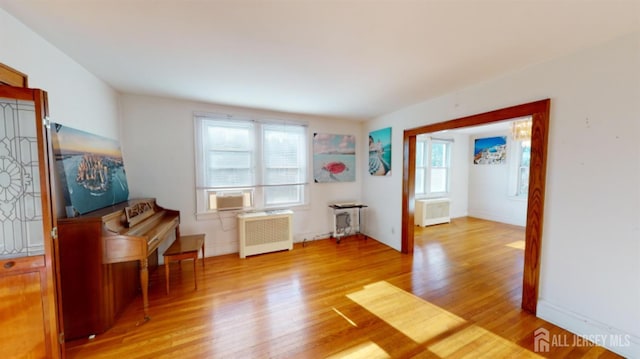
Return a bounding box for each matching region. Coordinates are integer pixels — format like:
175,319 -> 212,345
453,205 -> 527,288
537,299 -> 640,358
467,209 -> 525,226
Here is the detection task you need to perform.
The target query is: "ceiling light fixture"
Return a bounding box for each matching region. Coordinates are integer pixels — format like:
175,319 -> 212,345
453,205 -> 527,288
511,118 -> 532,141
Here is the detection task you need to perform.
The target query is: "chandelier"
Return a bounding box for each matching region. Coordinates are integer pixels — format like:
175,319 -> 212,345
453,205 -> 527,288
511,118 -> 532,141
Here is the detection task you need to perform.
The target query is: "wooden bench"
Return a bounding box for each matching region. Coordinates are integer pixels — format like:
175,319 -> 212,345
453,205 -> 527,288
162,234 -> 205,294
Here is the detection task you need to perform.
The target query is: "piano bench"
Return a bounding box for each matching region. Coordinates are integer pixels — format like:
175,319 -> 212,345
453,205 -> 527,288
163,234 -> 205,295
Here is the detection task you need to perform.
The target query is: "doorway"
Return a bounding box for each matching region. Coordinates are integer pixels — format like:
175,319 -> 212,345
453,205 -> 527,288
401,99 -> 550,314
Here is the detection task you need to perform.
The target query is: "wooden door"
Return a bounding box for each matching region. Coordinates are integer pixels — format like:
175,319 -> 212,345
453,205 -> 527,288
0,85 -> 62,358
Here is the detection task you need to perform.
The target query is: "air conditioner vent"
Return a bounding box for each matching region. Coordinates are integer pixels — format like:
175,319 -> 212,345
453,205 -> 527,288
216,194 -> 244,210
209,191 -> 251,211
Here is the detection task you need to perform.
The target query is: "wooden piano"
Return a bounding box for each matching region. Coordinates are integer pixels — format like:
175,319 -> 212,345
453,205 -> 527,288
57,198 -> 179,340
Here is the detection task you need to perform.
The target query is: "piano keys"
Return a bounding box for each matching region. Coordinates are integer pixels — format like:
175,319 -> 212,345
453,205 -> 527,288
57,198 -> 179,340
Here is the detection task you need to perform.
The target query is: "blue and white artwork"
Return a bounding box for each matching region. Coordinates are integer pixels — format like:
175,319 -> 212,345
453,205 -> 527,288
51,124 -> 129,216
369,127 -> 392,176
313,133 -> 356,182
473,136 -> 507,165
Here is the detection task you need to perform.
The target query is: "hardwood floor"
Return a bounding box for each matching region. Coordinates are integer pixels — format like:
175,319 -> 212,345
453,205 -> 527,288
65,217 -> 621,358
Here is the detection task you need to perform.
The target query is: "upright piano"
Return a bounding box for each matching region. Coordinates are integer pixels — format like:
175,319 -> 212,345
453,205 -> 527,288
57,198 -> 179,340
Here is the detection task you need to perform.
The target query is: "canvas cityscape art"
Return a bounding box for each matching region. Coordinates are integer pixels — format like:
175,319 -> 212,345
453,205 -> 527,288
51,124 -> 129,216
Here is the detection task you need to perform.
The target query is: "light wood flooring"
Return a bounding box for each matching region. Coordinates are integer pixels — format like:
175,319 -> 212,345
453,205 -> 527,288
65,217 -> 621,358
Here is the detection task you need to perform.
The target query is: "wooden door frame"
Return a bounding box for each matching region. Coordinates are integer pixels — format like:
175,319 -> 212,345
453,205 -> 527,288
402,99 -> 550,314
0,63 -> 28,87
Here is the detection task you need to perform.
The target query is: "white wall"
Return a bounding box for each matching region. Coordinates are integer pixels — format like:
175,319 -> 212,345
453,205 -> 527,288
119,94 -> 364,257
449,133 -> 470,219
0,9 -> 119,138
363,32 -> 640,357
467,130 -> 527,226
0,9 -> 121,217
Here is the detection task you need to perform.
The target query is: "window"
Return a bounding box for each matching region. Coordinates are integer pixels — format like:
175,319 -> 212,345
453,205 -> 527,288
516,140 -> 531,196
261,123 -> 307,205
415,137 -> 452,196
508,116 -> 532,198
195,114 -> 308,214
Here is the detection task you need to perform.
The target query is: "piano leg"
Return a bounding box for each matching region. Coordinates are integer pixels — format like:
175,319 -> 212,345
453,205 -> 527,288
137,258 -> 151,325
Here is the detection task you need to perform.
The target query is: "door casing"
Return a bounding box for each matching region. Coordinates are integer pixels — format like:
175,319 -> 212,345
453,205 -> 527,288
401,99 -> 550,314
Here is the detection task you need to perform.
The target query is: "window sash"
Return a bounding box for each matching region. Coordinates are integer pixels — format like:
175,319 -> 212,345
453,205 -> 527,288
262,123 -> 307,184
429,167 -> 449,193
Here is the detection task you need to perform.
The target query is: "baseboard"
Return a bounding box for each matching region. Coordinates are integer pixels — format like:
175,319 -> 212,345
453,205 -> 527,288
466,209 -> 525,226
537,299 -> 639,358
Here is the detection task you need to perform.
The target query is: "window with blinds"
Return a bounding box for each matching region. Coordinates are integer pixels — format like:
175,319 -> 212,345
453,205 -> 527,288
262,123 -> 307,206
204,120 -> 254,187
415,137 -> 452,196
195,114 -> 308,214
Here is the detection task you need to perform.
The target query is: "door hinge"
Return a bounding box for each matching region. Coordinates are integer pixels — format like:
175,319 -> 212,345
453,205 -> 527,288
43,117 -> 51,129
51,227 -> 58,240
58,332 -> 64,344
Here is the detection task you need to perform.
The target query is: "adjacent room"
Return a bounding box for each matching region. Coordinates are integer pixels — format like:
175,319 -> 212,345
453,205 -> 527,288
0,1 -> 638,358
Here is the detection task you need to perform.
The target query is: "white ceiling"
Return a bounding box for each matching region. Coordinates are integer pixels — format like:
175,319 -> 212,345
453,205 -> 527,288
1,1 -> 638,120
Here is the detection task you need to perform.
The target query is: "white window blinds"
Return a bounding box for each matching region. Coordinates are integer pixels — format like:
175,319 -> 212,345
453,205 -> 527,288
204,120 -> 254,188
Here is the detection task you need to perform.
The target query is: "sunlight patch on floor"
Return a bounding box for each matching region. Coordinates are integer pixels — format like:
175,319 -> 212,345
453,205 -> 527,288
506,240 -> 526,250
346,281 -> 465,343
325,341 -> 390,359
429,324 -> 541,358
340,281 -> 542,358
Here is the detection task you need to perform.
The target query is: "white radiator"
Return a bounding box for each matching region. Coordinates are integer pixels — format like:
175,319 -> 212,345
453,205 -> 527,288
415,198 -> 451,227
237,210 -> 293,258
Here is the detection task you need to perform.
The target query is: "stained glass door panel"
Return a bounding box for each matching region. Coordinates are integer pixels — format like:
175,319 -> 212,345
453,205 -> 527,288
0,97 -> 44,259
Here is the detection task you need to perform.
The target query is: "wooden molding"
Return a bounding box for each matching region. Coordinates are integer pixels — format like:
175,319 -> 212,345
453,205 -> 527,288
401,99 -> 551,314
0,63 -> 29,87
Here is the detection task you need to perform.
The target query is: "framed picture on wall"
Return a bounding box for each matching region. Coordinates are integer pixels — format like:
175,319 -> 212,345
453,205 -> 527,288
369,127 -> 391,176
51,123 -> 130,216
313,133 -> 356,182
473,136 -> 507,165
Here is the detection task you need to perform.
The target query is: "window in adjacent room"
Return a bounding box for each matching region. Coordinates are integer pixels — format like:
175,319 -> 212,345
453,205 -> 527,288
508,116 -> 532,197
516,140 -> 531,196
415,136 -> 452,197
194,114 -> 308,215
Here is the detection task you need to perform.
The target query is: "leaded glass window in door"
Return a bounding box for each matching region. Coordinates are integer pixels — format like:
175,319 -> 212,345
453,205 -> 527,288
0,97 -> 44,258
